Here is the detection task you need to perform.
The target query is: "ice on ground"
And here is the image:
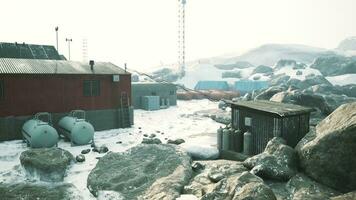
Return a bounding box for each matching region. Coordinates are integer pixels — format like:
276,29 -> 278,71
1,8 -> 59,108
326,74 -> 356,86
0,100 -> 220,200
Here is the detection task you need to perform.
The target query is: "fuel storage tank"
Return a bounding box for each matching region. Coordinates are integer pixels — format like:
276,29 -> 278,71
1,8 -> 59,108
58,110 -> 94,145
22,112 -> 59,148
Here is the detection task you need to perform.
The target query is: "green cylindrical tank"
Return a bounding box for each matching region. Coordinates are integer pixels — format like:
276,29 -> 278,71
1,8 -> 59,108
243,131 -> 253,155
22,113 -> 59,148
58,110 -> 94,145
233,129 -> 243,153
217,127 -> 223,150
222,128 -> 231,151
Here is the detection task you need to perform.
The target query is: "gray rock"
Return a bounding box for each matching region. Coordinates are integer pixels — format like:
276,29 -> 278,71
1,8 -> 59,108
141,137 -> 162,144
310,55 -> 356,76
270,90 -> 333,116
252,65 -> 273,74
208,171 -> 225,183
341,84 -> 356,98
76,154 -> 85,162
286,173 -> 339,200
232,172 -> 277,200
183,160 -> 248,198
331,191 -> 356,200
298,102 -> 356,192
167,138 -> 185,145
243,137 -> 298,181
149,133 -> 156,138
20,148 -> 74,182
93,145 -> 109,154
87,144 -> 192,199
81,149 -> 91,154
270,74 -> 291,86
0,183 -> 82,200
192,162 -> 205,172
255,86 -> 287,100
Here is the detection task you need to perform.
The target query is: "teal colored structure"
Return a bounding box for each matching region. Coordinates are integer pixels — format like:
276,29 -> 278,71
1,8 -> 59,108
22,112 -> 59,148
194,81 -> 229,91
58,110 -> 94,145
234,80 -> 269,94
142,96 -> 160,111
132,82 -> 177,110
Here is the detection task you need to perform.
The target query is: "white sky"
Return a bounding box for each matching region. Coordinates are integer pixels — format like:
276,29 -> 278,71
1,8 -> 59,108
1,0 -> 356,71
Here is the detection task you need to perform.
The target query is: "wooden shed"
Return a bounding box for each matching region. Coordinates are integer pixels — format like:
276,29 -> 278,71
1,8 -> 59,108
229,100 -> 314,155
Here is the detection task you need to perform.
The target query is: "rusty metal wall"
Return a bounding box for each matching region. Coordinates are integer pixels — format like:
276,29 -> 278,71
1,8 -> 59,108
0,74 -> 131,117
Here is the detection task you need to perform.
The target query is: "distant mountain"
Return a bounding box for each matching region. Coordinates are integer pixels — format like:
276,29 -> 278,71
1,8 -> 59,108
337,36 -> 356,51
231,44 -> 335,66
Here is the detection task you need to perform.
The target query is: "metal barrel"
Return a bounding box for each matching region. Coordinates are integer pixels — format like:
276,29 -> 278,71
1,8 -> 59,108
243,131 -> 253,155
217,127 -> 223,150
222,128 -> 231,151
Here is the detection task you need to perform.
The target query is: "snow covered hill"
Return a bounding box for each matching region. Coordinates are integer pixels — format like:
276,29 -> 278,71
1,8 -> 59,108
231,44 -> 335,66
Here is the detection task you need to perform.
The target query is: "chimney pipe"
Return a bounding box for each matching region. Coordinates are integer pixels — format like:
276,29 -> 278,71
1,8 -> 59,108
89,60 -> 95,71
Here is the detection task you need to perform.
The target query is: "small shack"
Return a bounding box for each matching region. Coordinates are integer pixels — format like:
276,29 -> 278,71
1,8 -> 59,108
234,80 -> 269,94
132,82 -> 177,110
194,81 -> 229,91
229,100 -> 314,155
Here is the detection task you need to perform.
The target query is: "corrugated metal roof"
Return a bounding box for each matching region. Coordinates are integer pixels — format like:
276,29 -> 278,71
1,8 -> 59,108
194,81 -> 229,91
228,100 -> 315,117
0,58 -> 128,75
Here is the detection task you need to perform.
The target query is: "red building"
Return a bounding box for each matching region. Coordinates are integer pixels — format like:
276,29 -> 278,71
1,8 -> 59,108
0,58 -> 132,141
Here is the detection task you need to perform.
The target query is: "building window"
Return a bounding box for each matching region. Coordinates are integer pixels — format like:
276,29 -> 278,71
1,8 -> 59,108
0,80 -> 4,100
151,92 -> 157,96
170,90 -> 175,95
83,80 -> 100,97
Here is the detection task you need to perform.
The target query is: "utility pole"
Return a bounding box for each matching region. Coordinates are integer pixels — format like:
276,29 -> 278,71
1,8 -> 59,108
55,26 -> 59,52
65,38 -> 72,60
178,0 -> 186,78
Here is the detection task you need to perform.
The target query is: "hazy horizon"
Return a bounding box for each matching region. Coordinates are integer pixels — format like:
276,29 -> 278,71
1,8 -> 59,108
1,0 -> 356,70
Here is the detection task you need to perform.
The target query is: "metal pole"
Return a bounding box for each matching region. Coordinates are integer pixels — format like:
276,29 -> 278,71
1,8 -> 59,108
55,26 -> 59,52
66,38 -> 72,60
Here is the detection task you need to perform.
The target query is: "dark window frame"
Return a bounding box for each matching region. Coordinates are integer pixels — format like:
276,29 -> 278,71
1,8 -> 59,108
83,80 -> 101,97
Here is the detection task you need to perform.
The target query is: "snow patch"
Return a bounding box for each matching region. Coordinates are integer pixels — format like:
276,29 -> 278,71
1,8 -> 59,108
326,74 -> 356,86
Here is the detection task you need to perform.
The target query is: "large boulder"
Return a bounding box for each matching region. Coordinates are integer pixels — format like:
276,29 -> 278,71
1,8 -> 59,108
340,84 -> 356,98
331,191 -> 356,200
243,137 -> 298,181
297,102 -> 356,192
0,183 -> 82,200
20,148 -> 74,182
270,90 -> 333,116
310,55 -> 356,76
232,172 -> 277,200
286,174 -> 340,200
252,65 -> 273,74
184,160 -> 248,199
87,144 -> 192,199
254,86 -> 287,100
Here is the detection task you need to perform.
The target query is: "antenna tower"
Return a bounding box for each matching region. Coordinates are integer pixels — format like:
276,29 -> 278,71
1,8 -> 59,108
178,0 -> 186,77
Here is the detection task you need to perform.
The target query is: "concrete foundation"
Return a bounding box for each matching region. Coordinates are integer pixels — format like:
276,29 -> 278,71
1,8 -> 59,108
0,107 -> 134,141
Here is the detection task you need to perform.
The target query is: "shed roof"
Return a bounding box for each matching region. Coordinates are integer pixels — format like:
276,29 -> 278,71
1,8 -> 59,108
228,100 -> 314,117
0,58 -> 128,75
194,81 -> 229,91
